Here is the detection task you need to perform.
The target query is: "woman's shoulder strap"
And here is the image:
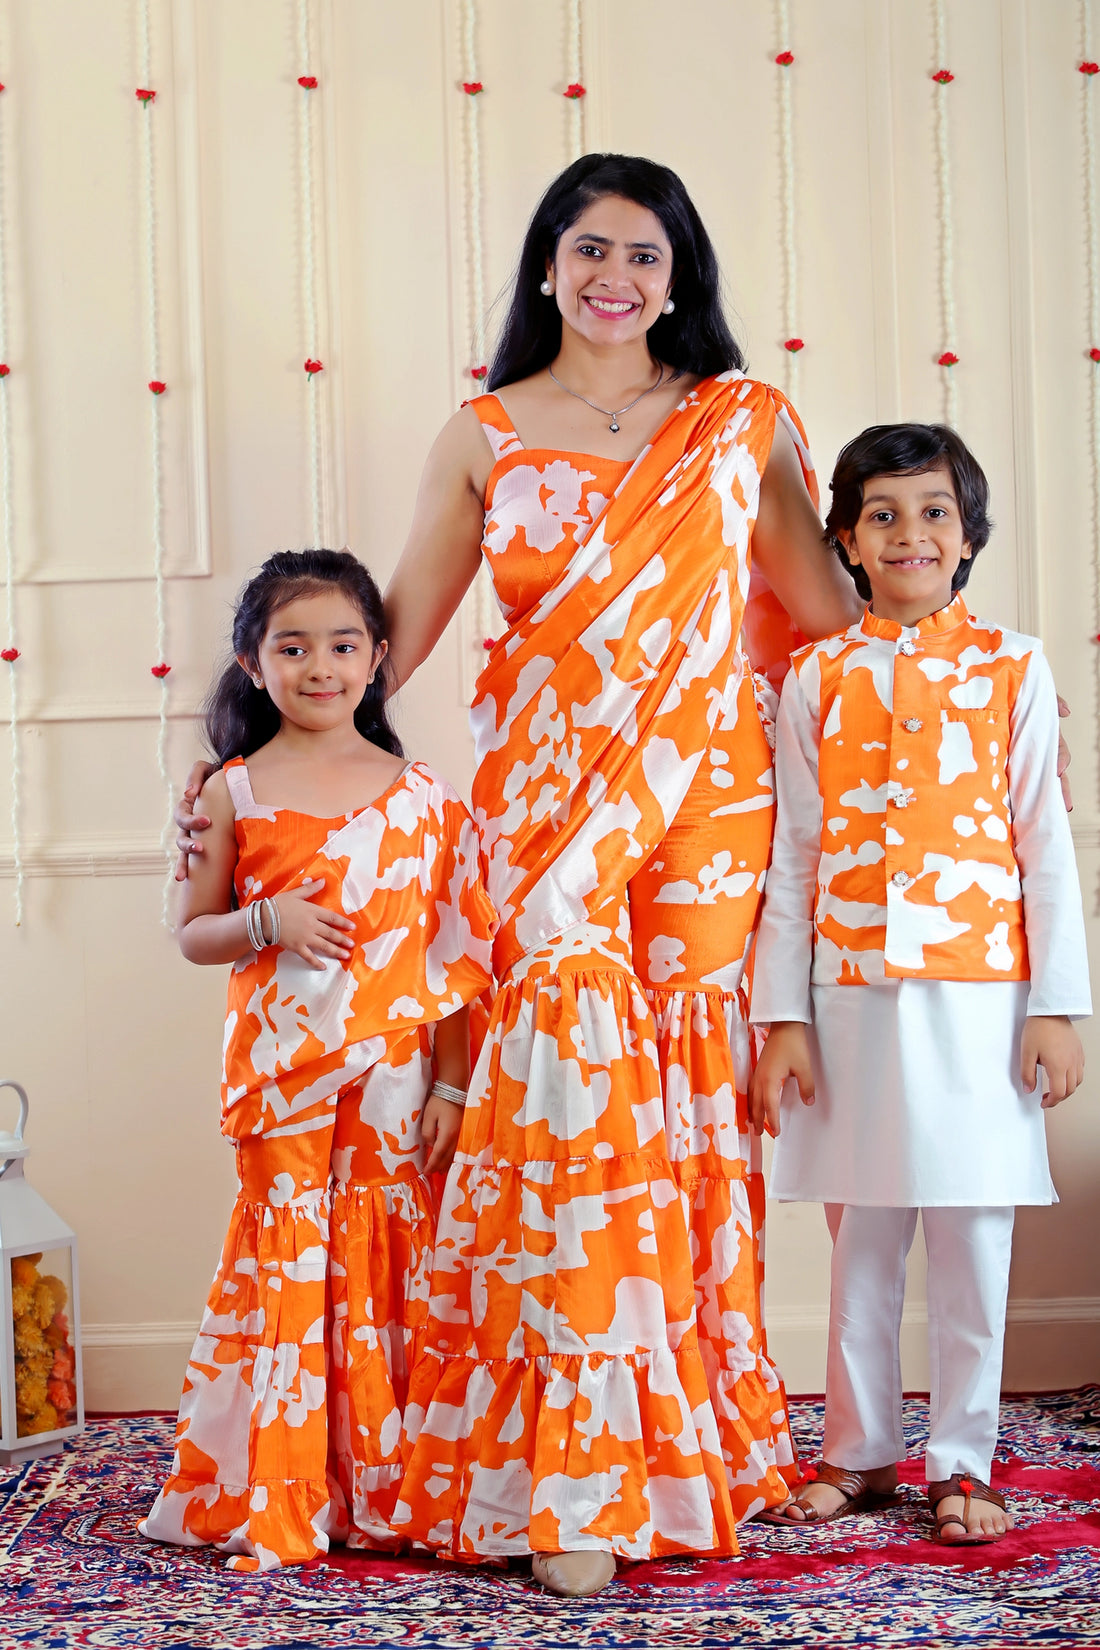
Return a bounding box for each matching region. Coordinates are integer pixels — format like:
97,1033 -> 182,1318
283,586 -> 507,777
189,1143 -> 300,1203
464,392 -> 524,460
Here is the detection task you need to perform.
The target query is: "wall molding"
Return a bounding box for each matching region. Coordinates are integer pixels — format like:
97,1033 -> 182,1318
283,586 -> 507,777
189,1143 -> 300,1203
766,1295 -> 1100,1332
9,700 -> 200,724
83,1296 -> 1100,1352
7,828 -> 1099,880
19,0 -> 211,587
0,839 -> 171,878
84,1321 -> 197,1349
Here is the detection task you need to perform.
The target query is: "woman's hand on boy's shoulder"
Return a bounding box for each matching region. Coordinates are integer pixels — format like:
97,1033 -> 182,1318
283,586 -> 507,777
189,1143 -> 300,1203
749,1021 -> 816,1137
1021,1014 -> 1085,1107
1057,695 -> 1073,812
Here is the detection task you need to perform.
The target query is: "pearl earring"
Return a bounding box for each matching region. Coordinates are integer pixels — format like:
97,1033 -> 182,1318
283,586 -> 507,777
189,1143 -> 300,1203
662,298 -> 675,315
540,279 -> 555,296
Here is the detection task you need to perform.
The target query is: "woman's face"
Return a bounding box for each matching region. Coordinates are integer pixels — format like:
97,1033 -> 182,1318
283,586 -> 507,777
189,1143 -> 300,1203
548,195 -> 674,350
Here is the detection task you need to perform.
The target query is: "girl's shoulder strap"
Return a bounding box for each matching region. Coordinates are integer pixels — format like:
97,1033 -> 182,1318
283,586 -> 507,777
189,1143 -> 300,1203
465,392 -> 524,461
221,756 -> 256,815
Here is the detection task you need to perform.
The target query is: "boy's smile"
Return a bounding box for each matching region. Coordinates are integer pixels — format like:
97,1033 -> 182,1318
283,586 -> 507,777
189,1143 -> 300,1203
839,464 -> 972,626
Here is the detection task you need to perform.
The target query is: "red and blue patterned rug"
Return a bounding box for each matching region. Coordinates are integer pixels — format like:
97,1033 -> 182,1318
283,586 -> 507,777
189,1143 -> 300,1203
1,1391 -> 1099,1648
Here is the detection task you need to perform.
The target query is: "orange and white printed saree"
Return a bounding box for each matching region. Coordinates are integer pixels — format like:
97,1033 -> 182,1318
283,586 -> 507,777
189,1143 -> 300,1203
395,372 -> 812,1561
141,758 -> 494,1572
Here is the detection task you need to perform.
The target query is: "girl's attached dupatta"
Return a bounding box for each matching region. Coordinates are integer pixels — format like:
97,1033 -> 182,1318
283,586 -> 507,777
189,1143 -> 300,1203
471,371 -> 815,978
221,764 -> 495,1141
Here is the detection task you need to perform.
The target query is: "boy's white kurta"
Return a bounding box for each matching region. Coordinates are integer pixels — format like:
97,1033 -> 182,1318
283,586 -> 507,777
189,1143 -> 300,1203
750,602 -> 1091,1208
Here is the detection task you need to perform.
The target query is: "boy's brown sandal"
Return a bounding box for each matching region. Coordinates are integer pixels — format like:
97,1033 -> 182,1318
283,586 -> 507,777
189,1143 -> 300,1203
928,1473 -> 1008,1544
757,1461 -> 901,1526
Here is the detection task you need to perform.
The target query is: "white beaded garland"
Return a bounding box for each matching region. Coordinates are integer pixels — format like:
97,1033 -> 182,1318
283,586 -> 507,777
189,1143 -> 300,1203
931,0 -> 959,427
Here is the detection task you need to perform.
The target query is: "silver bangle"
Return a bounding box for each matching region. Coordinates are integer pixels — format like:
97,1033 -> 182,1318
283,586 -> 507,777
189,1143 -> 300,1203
261,896 -> 280,947
430,1079 -> 468,1107
245,900 -> 263,951
246,898 -> 280,952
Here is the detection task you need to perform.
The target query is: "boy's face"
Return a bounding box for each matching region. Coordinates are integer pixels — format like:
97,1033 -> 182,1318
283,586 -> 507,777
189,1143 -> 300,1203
838,464 -> 972,626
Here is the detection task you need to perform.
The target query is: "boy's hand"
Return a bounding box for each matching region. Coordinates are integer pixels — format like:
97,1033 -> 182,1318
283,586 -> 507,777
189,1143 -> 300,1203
422,1095 -> 464,1175
1020,1014 -> 1084,1107
749,1022 -> 815,1136
272,879 -> 356,969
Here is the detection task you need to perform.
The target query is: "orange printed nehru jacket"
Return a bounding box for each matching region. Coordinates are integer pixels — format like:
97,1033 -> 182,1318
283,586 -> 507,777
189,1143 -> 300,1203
787,598 -> 1034,986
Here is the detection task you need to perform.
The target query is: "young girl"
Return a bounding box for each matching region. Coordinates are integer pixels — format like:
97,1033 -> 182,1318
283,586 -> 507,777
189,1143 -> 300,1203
140,550 -> 495,1572
749,425 -> 1090,1543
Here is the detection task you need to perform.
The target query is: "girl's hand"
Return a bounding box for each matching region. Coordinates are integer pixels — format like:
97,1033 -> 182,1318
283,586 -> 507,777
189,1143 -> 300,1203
421,1095 -> 464,1175
174,760 -> 217,880
273,879 -> 356,970
749,1022 -> 815,1136
1020,1014 -> 1084,1107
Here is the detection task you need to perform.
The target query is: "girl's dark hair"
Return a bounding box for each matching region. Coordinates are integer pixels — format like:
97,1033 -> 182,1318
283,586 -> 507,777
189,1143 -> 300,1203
824,423 -> 993,601
203,549 -> 403,763
487,153 -> 745,390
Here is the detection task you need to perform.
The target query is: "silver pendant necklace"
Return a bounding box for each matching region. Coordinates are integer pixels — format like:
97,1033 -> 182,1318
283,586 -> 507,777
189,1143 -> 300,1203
547,362 -> 666,433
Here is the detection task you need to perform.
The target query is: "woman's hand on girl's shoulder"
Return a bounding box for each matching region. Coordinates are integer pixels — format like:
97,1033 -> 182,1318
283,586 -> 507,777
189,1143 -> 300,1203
173,759 -> 218,880
175,771 -> 242,958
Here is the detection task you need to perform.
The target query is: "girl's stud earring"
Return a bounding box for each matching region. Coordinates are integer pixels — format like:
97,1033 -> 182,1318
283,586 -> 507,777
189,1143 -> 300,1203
540,280 -> 555,296
252,677 -> 263,689
662,298 -> 675,315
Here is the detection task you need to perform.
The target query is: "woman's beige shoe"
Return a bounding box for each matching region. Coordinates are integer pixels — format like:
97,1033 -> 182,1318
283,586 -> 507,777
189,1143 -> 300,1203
531,1551 -> 616,1597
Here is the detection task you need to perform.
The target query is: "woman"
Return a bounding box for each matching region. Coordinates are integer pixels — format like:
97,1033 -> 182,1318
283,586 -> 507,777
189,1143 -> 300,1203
381,154 -> 859,1593
177,153 -> 860,1593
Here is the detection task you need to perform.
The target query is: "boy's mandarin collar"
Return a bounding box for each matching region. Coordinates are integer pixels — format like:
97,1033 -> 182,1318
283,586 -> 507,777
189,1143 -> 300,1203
858,593 -> 969,644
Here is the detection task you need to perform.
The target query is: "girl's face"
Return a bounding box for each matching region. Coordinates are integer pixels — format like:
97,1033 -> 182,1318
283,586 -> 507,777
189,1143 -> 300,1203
243,588 -> 386,733
838,465 -> 972,625
548,195 -> 674,351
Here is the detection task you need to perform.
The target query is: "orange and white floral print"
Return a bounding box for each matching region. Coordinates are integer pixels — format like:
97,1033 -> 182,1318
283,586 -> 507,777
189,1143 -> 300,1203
760,598 -> 1050,993
394,374 -> 808,1562
140,760 -> 494,1572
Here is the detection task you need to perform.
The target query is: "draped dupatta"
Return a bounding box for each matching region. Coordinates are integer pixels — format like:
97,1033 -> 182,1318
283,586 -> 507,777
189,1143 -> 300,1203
470,372 -> 815,978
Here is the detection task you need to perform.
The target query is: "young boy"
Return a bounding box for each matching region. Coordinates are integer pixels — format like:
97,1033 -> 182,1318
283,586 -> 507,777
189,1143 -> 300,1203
749,423 -> 1089,1543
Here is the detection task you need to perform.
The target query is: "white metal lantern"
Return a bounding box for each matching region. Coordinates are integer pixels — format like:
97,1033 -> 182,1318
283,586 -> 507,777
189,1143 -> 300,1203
0,1079 -> 84,1465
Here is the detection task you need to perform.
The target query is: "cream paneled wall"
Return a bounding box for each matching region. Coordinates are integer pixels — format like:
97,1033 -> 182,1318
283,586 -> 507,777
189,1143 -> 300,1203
0,0 -> 1096,1407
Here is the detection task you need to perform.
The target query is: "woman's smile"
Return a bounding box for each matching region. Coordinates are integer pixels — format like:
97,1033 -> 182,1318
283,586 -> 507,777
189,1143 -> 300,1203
583,295 -> 641,316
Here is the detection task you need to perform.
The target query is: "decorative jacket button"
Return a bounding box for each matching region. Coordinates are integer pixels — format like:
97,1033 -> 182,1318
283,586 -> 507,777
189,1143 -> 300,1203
890,790 -> 914,808
902,717 -> 923,732
892,870 -> 913,889
898,640 -> 917,656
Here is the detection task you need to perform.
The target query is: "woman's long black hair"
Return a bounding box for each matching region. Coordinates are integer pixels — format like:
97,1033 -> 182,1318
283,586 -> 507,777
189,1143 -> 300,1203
203,549 -> 403,763
487,153 -> 745,391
